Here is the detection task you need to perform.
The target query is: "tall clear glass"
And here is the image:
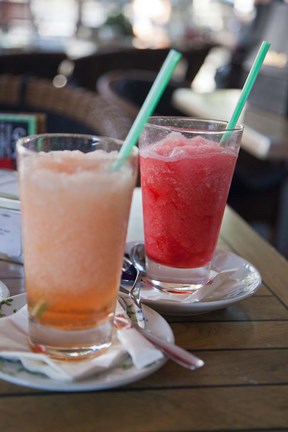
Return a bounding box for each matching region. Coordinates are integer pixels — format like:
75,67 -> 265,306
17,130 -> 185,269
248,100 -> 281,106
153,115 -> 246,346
17,134 -> 138,360
139,117 -> 243,292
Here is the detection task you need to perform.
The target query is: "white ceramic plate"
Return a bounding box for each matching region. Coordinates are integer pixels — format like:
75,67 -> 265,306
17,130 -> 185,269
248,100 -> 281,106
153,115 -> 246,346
126,245 -> 262,316
0,293 -> 173,392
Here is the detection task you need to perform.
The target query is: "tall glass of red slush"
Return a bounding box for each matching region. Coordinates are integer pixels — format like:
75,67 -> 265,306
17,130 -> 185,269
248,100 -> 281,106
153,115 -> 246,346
139,117 -> 243,292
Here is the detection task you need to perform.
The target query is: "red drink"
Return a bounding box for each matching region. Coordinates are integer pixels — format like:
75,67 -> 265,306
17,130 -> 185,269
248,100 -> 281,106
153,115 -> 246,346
140,133 -> 237,270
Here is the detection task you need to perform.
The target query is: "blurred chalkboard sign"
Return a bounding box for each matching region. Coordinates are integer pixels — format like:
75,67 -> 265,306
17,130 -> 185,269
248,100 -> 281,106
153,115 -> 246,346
0,113 -> 46,169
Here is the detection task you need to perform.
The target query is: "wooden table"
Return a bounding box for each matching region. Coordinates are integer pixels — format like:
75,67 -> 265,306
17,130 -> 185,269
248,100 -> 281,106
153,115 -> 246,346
1,188 -> 288,431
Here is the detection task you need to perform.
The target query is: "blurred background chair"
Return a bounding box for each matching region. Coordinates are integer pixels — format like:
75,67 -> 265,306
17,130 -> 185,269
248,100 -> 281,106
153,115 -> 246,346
70,45 -> 213,92
97,69 -> 188,119
0,74 -> 132,139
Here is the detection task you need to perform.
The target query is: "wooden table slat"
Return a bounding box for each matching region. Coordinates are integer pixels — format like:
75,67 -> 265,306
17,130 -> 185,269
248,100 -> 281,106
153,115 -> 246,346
2,386 -> 288,432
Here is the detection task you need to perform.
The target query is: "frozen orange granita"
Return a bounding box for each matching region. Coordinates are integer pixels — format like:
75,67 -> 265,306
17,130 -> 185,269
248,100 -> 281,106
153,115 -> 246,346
18,145 -> 137,358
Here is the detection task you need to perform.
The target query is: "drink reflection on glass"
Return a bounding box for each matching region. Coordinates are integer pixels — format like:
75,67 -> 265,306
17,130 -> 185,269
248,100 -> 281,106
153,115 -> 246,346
139,117 -> 243,292
17,134 -> 138,360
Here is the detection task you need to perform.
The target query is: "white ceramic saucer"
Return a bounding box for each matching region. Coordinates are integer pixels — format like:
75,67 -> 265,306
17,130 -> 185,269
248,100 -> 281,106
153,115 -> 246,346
0,293 -> 173,392
125,245 -> 262,316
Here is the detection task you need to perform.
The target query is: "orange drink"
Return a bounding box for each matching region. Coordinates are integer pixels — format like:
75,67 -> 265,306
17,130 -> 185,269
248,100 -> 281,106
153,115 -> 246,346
17,134 -> 138,360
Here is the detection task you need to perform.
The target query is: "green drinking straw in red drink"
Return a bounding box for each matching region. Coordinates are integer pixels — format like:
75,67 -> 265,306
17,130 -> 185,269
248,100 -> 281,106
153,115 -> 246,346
114,42 -> 270,166
222,40 -> 270,140
136,41 -> 270,293
113,49 -> 182,169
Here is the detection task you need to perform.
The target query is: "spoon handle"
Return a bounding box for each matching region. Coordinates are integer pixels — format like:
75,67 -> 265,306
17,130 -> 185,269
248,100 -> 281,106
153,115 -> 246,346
135,325 -> 204,370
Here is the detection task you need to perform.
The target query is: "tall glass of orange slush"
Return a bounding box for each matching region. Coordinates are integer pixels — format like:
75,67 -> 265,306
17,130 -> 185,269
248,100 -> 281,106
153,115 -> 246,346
17,134 -> 138,360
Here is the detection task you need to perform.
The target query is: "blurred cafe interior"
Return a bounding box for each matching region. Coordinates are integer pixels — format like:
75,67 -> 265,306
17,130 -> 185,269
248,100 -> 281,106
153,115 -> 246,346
0,0 -> 288,258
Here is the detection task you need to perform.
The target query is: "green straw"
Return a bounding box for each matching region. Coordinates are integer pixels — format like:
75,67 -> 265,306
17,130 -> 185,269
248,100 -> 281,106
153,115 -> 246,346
225,40 -> 270,134
113,49 -> 182,169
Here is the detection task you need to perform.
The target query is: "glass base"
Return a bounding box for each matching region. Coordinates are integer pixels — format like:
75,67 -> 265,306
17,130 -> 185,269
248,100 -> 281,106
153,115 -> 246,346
28,316 -> 113,361
146,257 -> 211,293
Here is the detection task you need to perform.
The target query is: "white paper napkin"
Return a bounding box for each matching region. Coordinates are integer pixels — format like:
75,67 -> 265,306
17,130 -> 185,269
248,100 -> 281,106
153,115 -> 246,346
0,302 -> 163,382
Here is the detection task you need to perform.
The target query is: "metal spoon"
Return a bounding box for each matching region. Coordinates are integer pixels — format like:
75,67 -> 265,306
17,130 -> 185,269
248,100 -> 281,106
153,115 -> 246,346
130,243 -> 146,274
115,297 -> 204,371
120,250 -> 205,370
120,256 -> 142,308
130,243 -> 195,291
130,243 -> 196,291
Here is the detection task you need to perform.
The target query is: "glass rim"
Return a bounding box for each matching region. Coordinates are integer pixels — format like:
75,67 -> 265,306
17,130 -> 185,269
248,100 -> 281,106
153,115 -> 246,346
17,133 -> 123,153
16,133 -> 138,160
146,116 -> 244,134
